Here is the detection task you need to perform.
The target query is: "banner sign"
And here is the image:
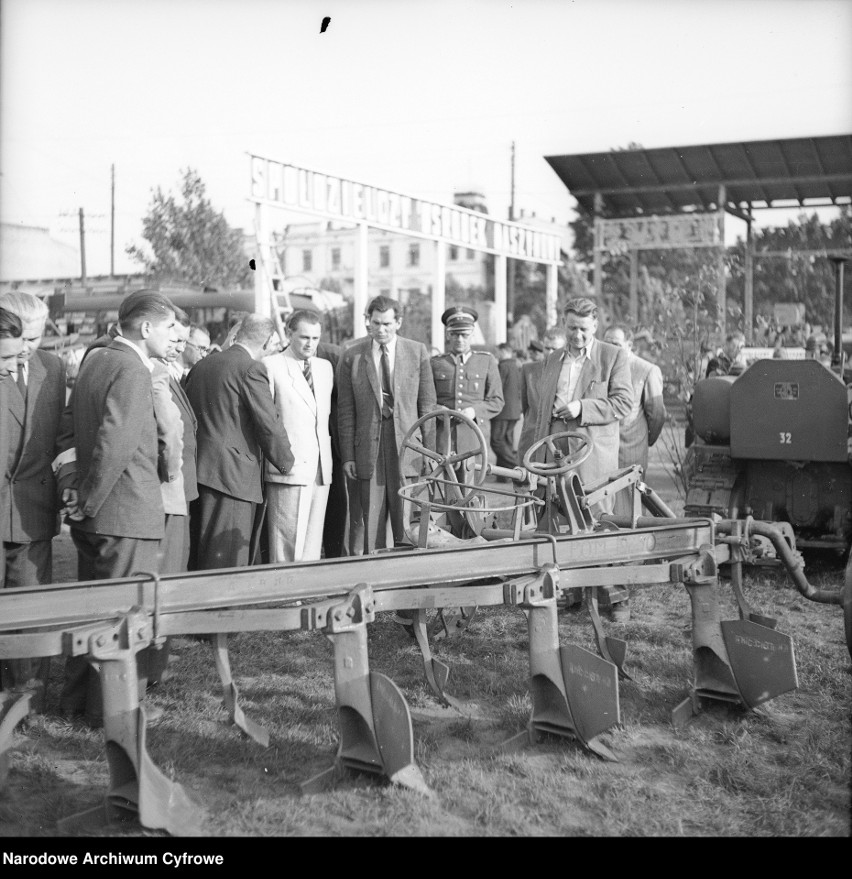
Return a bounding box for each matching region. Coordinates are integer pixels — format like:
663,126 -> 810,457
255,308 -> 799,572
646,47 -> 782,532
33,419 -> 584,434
594,212 -> 723,252
249,154 -> 562,264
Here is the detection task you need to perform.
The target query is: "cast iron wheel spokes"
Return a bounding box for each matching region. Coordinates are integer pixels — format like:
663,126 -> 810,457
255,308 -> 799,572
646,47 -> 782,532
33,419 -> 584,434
522,430 -> 593,477
400,408 -> 489,492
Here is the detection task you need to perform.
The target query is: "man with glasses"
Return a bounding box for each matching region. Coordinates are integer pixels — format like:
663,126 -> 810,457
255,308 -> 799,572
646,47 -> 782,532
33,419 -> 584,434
179,325 -> 211,381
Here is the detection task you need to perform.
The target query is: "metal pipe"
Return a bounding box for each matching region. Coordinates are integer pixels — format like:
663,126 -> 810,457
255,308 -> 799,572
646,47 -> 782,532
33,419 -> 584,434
640,486 -> 677,519
829,256 -> 846,370
715,519 -> 842,605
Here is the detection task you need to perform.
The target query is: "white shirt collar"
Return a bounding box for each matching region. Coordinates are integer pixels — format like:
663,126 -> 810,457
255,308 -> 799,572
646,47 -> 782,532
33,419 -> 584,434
372,336 -> 397,355
564,335 -> 595,362
114,335 -> 155,373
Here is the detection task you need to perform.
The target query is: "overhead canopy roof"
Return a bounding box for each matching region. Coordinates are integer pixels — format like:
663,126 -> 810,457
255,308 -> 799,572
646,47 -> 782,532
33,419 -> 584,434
546,135 -> 852,217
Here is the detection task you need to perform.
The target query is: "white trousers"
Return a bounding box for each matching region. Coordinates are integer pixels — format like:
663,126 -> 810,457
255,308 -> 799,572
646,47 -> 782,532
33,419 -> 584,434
266,480 -> 330,563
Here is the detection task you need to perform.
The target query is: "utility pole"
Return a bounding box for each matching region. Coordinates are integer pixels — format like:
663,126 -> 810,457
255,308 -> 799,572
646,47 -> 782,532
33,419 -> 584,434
507,141 -> 516,327
110,164 -> 115,276
78,207 -> 87,285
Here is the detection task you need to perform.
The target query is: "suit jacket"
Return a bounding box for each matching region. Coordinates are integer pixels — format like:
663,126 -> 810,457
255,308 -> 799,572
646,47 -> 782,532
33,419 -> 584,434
520,360 -> 538,416
519,340 -> 633,486
496,357 -> 522,421
337,335 -> 437,479
316,341 -> 342,460
185,343 -> 294,503
2,349 -> 66,542
0,377 -> 10,540
618,353 -> 666,471
69,342 -> 165,539
168,371 -> 199,503
265,348 -> 333,486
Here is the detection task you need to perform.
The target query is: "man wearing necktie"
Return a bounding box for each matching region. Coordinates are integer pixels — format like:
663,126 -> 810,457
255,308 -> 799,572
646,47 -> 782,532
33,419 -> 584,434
0,293 -> 66,712
337,295 -> 437,554
430,306 -> 504,478
264,310 -> 333,562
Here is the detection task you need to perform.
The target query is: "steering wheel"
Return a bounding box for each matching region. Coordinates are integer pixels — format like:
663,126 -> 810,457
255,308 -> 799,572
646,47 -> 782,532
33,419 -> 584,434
399,408 -> 489,498
522,430 -> 593,477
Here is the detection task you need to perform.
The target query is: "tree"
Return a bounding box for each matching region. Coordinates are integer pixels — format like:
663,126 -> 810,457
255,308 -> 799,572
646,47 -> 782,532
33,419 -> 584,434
727,208 -> 852,332
127,168 -> 252,289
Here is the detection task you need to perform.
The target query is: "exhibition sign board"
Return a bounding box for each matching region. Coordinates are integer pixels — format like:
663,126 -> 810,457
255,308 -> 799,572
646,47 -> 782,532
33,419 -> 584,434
249,154 -> 561,265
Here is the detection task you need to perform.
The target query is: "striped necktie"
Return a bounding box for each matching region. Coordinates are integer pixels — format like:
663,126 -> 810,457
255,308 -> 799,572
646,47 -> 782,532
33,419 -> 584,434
380,343 -> 394,418
16,365 -> 27,402
303,358 -> 314,396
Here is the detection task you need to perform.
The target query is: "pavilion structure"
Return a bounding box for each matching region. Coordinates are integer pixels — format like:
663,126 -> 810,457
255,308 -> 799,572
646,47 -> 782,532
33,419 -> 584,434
545,135 -> 852,340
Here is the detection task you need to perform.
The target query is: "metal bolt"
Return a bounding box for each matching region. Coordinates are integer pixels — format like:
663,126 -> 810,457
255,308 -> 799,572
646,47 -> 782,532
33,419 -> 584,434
137,629 -> 146,641
346,606 -> 356,618
333,609 -> 344,622
95,635 -> 106,647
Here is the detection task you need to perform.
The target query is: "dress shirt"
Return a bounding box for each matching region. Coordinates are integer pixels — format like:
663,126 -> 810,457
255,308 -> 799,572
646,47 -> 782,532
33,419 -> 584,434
553,336 -> 595,415
166,359 -> 185,382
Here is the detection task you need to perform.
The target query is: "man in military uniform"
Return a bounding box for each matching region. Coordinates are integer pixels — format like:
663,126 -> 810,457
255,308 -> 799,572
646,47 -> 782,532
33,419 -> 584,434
430,307 -> 503,482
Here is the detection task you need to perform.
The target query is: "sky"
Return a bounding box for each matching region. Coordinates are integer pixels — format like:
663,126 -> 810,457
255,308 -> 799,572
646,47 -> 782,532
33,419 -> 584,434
1,0 -> 850,277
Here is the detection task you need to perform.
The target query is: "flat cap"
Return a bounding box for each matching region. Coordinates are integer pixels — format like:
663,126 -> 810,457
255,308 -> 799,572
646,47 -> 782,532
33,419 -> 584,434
442,305 -> 478,329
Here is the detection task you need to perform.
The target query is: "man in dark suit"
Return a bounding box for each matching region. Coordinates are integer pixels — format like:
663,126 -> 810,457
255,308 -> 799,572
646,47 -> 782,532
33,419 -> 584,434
337,295 -> 436,554
0,293 -> 66,711
491,342 -> 522,470
185,313 -> 294,571
55,290 -> 180,727
519,297 -> 632,515
316,339 -> 348,558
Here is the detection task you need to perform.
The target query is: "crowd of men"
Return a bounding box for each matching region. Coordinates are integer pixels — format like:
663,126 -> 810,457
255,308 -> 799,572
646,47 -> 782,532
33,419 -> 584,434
1,291 -> 668,728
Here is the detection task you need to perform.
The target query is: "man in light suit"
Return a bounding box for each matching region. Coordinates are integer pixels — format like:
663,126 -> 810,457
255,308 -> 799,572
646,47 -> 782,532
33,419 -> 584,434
0,293 -> 66,710
337,295 -> 437,554
55,290 -> 180,727
519,297 -> 632,515
604,324 -> 666,518
186,314 -> 294,571
265,310 -> 333,562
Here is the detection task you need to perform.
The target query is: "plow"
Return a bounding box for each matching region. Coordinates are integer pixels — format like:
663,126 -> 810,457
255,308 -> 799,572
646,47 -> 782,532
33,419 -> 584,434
0,409 -> 841,836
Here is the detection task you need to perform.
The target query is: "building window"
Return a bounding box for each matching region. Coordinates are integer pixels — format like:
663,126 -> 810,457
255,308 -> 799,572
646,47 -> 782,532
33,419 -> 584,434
449,246 -> 458,261
467,248 -> 475,260
302,249 -> 313,272
331,247 -> 341,270
379,245 -> 390,268
408,243 -> 420,267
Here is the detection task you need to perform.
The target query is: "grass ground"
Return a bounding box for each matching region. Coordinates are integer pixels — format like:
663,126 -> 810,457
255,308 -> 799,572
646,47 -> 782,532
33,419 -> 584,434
1,434 -> 849,838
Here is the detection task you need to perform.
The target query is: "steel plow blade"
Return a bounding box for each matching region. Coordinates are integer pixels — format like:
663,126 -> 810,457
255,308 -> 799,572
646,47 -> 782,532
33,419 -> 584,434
57,707 -> 205,836
223,680 -> 269,748
370,672 -> 432,795
133,707 -> 205,836
214,633 -> 269,747
720,620 -> 798,709
559,644 -> 620,747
